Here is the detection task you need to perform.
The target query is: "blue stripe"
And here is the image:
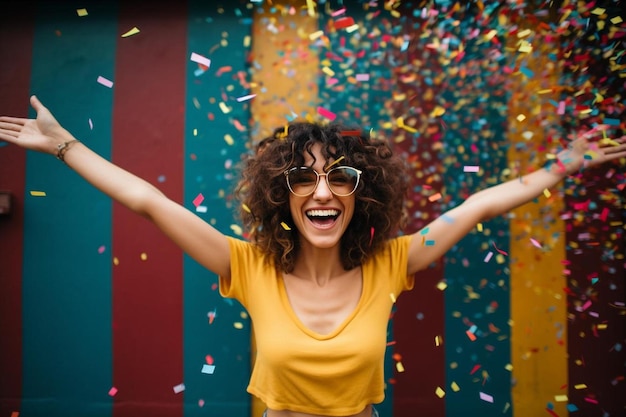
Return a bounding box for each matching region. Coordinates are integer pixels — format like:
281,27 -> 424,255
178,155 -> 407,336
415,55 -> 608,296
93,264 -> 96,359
183,2 -> 252,416
21,1 -> 117,416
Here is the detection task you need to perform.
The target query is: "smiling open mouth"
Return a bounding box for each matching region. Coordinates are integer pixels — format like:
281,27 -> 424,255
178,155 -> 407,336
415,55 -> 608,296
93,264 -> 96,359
306,209 -> 340,225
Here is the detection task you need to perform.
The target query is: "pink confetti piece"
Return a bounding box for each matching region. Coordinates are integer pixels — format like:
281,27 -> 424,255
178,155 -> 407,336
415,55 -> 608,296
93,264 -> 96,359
492,242 -> 508,256
484,251 -> 493,263
173,383 -> 185,394
108,387 -> 118,396
530,238 -> 542,249
331,7 -> 346,16
198,399 -> 205,407
97,76 -> 113,88
190,52 -> 211,68
192,193 -> 204,207
317,106 -> 337,121
463,165 -> 479,172
479,392 -> 494,403
98,245 -> 106,254
356,73 -> 370,81
557,101 -> 565,115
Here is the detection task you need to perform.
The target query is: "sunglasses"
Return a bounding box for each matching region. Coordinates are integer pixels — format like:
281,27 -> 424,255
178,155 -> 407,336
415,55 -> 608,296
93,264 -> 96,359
284,166 -> 362,197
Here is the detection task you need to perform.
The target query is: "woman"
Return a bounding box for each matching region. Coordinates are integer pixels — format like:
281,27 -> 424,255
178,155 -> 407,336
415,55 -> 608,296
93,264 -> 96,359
1,95 -> 625,417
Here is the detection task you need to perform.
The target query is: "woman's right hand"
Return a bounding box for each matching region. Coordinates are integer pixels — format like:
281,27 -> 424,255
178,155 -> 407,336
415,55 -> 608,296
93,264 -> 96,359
0,95 -> 74,155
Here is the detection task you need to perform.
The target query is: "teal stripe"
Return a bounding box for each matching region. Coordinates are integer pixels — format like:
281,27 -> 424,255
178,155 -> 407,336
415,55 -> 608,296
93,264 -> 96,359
183,3 -> 252,416
316,2 -> 395,415
441,24 -> 512,416
22,1 -> 116,416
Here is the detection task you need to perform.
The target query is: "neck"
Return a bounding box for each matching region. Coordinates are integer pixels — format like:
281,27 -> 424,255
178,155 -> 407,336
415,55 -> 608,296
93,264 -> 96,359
291,241 -> 345,285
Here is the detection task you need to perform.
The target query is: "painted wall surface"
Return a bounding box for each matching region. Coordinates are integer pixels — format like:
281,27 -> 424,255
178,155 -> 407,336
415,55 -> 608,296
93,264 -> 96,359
0,1 -> 624,417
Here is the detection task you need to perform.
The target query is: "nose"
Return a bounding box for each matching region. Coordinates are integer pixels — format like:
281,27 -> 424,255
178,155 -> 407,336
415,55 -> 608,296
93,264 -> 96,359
313,174 -> 333,200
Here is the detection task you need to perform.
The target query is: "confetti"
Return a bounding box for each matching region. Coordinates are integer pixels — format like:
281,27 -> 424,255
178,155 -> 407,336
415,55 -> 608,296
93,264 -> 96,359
192,193 -> 204,208
190,52 -> 211,68
172,383 -> 185,394
316,106 -> 336,121
108,387 -> 117,396
479,392 -> 493,403
76,8 -> 88,17
29,191 -> 46,197
121,27 -> 140,37
97,76 -> 113,88
201,364 -> 216,374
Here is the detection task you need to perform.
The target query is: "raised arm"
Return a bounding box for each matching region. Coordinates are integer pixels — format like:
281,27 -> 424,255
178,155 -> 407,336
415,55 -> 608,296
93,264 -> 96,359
407,134 -> 626,274
0,95 -> 232,278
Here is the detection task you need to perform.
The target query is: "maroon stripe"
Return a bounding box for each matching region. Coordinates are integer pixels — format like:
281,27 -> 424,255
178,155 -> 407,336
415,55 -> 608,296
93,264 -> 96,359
0,5 -> 33,415
388,9 -> 445,417
111,4 -> 187,417
565,171 -> 625,415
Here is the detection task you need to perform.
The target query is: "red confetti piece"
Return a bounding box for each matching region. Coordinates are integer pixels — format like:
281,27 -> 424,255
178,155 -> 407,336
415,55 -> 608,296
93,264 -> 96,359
334,17 -> 355,29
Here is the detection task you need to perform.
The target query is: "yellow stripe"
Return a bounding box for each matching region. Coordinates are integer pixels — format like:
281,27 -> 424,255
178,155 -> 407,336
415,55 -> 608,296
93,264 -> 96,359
250,2 -> 319,416
508,24 -> 568,417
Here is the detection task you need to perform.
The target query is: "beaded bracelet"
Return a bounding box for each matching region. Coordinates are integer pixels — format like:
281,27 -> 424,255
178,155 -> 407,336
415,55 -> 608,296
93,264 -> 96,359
56,139 -> 80,163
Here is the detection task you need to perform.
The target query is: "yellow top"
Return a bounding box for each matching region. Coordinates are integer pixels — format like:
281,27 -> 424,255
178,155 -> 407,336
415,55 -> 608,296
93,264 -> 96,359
220,235 -> 414,416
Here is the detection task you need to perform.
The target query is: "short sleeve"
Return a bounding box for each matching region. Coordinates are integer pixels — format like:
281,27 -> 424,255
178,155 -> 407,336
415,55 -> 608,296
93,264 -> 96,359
386,235 -> 415,295
219,236 -> 265,308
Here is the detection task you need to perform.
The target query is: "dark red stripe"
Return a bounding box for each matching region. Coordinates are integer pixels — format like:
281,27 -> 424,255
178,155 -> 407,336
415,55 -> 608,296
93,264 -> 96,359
0,3 -> 33,415
389,8 -> 445,417
111,4 -> 187,417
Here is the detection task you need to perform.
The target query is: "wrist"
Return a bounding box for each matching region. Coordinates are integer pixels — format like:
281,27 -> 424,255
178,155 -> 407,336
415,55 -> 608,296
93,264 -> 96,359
56,139 -> 80,163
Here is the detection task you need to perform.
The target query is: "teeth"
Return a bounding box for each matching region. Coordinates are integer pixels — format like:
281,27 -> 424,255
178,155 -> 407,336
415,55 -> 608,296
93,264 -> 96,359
306,209 -> 339,217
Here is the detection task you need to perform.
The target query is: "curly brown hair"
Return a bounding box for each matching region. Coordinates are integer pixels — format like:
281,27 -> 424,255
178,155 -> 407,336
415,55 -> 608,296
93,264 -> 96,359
235,121 -> 409,273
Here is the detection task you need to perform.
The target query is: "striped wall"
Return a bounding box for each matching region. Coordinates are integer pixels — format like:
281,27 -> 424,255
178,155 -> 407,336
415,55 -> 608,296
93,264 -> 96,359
0,1 -> 623,417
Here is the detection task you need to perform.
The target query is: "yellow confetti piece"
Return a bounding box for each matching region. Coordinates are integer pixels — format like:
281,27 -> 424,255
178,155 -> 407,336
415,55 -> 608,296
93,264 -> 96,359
230,224 -> 242,236
76,8 -> 88,17
554,395 -> 568,402
505,363 -> 513,371
322,66 -> 335,77
281,222 -> 291,231
451,381 -> 460,392
219,102 -> 231,114
597,323 -> 608,330
306,0 -> 316,16
242,203 -> 251,213
233,322 -> 244,329
516,114 -> 526,122
435,387 -> 446,398
591,7 -> 606,15
224,134 -> 234,145
325,156 -> 345,170
121,27 -> 140,38
477,223 -> 483,232
543,188 -> 552,198
518,40 -> 533,53
574,384 -> 587,390
396,361 -> 404,372
113,257 -> 120,266
140,253 -> 147,261
29,191 -> 46,197
610,16 -> 623,24
435,335 -> 441,346
390,293 -> 397,303
436,281 -> 448,291
309,30 -> 324,40
430,106 -> 446,117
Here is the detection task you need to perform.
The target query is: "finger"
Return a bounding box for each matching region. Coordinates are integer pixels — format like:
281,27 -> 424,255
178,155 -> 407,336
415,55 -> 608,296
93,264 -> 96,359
30,95 -> 46,112
0,116 -> 27,126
